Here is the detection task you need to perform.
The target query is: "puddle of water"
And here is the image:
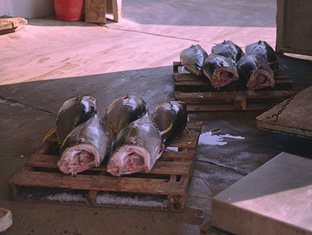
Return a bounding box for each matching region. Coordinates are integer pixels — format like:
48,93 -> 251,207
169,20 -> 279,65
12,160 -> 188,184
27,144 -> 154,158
199,131 -> 245,146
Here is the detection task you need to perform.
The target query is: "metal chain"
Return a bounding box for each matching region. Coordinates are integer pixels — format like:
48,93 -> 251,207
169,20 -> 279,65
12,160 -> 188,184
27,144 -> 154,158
271,72 -> 312,121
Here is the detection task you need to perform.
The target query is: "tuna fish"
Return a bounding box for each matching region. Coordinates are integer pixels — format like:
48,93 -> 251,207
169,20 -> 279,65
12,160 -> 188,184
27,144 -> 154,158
237,54 -> 275,90
180,44 -> 209,77
101,94 -> 147,139
107,113 -> 164,176
245,40 -> 279,71
57,114 -> 110,175
44,95 -> 97,145
211,40 -> 244,62
203,54 -> 239,88
151,101 -> 188,147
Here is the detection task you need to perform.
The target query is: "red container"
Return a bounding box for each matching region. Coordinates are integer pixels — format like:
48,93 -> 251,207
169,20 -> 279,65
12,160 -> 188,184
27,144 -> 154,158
54,0 -> 84,21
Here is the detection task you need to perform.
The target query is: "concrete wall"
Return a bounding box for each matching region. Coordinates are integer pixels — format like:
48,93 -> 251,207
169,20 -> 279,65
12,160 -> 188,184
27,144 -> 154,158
0,0 -> 55,18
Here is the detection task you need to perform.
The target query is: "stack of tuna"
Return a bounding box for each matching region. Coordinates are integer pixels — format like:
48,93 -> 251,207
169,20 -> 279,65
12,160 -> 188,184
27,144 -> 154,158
180,40 -> 279,90
44,95 -> 188,176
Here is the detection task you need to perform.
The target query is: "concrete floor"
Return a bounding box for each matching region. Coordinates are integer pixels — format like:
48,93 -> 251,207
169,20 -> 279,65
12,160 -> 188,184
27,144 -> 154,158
1,0 -> 312,234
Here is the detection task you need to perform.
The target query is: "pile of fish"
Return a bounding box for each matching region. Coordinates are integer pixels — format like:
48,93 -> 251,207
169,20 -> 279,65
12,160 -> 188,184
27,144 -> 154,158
180,40 -> 279,90
44,95 -> 188,176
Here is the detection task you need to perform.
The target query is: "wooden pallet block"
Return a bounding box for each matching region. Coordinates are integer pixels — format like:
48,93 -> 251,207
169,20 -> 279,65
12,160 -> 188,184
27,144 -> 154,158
9,122 -> 202,211
173,62 -> 295,112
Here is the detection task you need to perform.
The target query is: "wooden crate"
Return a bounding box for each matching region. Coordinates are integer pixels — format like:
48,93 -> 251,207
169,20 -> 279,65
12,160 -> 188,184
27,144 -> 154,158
173,62 -> 295,112
9,122 -> 202,212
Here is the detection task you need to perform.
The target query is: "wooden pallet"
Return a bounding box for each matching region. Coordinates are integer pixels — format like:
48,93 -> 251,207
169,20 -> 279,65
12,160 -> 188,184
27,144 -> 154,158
173,62 -> 295,112
0,17 -> 27,35
9,122 -> 202,211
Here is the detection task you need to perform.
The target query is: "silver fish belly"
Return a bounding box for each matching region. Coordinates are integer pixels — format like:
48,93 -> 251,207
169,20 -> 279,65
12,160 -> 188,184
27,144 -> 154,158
57,114 -> 110,175
107,114 -> 164,176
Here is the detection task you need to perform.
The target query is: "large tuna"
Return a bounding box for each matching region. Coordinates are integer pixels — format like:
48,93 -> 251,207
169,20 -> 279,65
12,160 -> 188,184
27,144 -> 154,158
211,40 -> 244,62
43,95 -> 97,145
101,94 -> 147,139
180,44 -> 209,77
151,101 -> 188,147
107,113 -> 164,176
57,114 -> 110,176
245,40 -> 279,71
203,54 -> 239,88
237,54 -> 275,90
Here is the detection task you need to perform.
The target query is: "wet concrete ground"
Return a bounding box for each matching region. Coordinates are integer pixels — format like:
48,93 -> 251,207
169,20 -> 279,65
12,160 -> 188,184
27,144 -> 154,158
1,0 -> 312,234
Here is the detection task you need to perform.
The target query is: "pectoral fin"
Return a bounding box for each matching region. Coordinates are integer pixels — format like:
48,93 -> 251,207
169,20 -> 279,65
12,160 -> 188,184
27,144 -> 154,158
160,122 -> 173,137
42,126 -> 57,143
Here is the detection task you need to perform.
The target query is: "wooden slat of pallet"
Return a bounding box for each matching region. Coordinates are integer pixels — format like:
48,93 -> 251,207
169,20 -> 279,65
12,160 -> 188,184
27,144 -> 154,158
175,90 -> 294,103
9,171 -> 186,196
256,86 -> 312,139
175,90 -> 295,112
24,154 -> 192,175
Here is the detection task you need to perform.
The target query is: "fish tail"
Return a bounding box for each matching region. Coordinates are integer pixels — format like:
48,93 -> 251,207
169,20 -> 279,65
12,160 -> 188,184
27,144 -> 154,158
42,126 -> 57,143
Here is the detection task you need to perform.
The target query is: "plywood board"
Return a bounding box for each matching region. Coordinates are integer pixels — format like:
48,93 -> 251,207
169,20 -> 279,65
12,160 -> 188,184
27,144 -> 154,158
276,0 -> 312,56
211,152 -> 312,235
256,85 -> 312,138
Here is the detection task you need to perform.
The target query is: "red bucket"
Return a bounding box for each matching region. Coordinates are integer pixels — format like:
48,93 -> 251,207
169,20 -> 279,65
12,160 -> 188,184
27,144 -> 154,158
54,0 -> 84,21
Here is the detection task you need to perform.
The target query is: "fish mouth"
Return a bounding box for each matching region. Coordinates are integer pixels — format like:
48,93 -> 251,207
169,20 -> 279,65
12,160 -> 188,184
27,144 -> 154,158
211,68 -> 239,88
57,144 -> 100,176
107,145 -> 151,176
247,69 -> 274,90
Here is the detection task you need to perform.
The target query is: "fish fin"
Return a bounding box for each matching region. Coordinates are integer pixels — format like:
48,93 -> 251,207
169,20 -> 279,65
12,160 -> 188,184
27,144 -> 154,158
110,122 -> 119,136
42,126 -> 57,143
160,122 -> 173,137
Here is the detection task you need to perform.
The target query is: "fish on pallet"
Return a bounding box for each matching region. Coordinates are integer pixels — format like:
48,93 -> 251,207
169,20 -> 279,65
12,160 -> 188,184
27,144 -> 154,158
180,44 -> 209,77
101,94 -> 147,140
237,54 -> 274,90
203,54 -> 239,88
245,40 -> 279,71
44,95 -> 97,145
107,113 -> 165,176
211,40 -> 244,62
151,101 -> 188,147
57,114 -> 110,176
